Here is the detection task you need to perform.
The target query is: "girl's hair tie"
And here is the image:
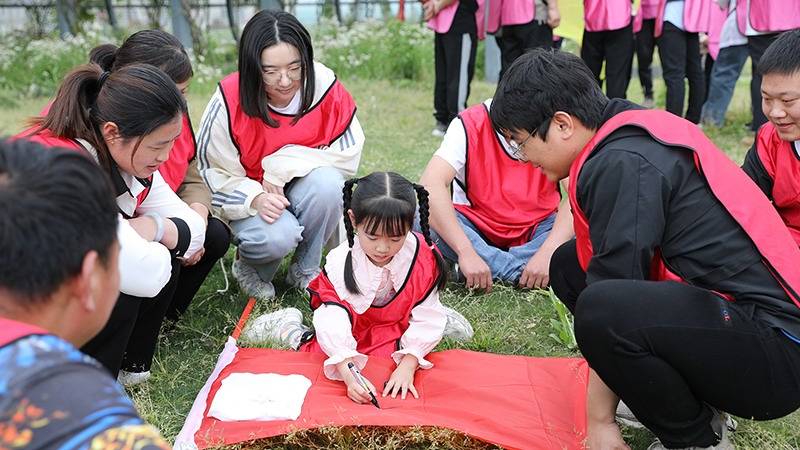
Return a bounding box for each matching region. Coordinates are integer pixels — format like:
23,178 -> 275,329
98,71 -> 111,87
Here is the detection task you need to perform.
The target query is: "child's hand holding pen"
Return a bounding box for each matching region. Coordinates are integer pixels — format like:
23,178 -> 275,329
383,354 -> 419,400
337,360 -> 380,407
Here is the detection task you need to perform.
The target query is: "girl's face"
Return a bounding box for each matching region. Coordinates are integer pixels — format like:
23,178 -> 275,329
260,42 -> 303,109
104,115 -> 182,178
349,211 -> 409,267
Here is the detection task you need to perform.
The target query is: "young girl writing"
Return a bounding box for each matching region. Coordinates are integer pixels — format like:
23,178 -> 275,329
244,172 -> 471,403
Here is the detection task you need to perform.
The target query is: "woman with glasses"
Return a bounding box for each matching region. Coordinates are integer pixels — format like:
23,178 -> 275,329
197,10 -> 364,301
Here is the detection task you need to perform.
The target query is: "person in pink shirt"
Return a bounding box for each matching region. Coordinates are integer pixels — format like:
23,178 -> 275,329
242,172 -> 472,403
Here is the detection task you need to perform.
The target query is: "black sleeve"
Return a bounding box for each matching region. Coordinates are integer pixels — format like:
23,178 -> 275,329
741,144 -> 774,200
577,148 -> 670,284
167,217 -> 191,257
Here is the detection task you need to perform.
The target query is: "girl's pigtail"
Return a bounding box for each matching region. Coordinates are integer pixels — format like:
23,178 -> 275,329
413,183 -> 448,290
342,177 -> 362,295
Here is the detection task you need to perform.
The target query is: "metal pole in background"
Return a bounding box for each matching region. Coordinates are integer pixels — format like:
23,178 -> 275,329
170,0 -> 193,51
104,0 -> 118,30
260,0 -> 282,10
55,0 -> 75,38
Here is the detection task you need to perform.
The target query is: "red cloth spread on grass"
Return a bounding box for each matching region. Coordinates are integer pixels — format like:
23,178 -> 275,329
191,348 -> 588,450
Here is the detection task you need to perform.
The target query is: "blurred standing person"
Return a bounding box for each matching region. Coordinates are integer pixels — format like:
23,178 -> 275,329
581,0 -> 635,99
735,0 -> 800,132
488,0 -> 561,81
654,0 -> 711,123
634,0 -> 659,107
701,0 -> 748,127
424,0 -> 483,136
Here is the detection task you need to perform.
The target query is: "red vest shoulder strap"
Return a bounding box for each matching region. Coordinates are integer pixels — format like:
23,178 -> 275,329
0,317 -> 48,347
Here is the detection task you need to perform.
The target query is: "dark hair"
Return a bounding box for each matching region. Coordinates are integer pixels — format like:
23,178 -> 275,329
30,63 -> 186,173
0,139 -> 118,307
758,29 -> 800,77
90,29 -> 194,84
490,48 -> 608,140
342,172 -> 448,295
238,10 -> 316,127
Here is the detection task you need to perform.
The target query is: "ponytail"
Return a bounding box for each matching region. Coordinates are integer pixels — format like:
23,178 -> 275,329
413,183 -> 448,291
29,64 -> 111,170
342,177 -> 361,295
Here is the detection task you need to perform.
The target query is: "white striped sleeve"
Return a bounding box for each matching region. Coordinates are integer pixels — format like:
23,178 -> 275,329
195,88 -> 264,221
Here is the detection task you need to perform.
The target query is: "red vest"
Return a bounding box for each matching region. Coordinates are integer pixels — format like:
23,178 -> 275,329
15,129 -> 152,213
568,110 -> 800,308
157,113 -> 196,192
300,233 -> 439,358
218,72 -> 357,183
655,0 -> 712,37
454,103 -> 561,249
0,317 -> 48,347
755,123 -> 800,247
583,0 -> 632,32
736,0 -> 800,33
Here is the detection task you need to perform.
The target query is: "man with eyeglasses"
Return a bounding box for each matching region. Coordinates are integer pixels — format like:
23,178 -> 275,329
418,98 -> 574,292
490,48 -> 800,449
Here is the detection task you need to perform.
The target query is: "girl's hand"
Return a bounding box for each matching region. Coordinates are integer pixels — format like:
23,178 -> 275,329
383,354 -> 419,399
336,360 -> 375,405
262,179 -> 285,197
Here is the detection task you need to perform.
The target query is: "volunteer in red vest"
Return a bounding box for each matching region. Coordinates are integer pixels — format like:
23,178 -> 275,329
419,99 -> 574,292
743,30 -> 800,247
653,0 -> 711,123
734,0 -> 800,132
487,0 -> 561,81
424,0 -> 483,136
491,48 -> 800,450
197,10 -> 363,301
580,0 -> 634,99
84,30 -> 231,326
0,139 -> 171,448
17,64 -> 206,385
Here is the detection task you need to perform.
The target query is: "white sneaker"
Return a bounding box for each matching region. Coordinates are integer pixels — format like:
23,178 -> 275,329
647,408 -> 737,450
441,305 -> 473,340
118,370 -> 151,387
616,401 -> 646,429
286,263 -> 320,291
431,122 -> 447,137
242,307 -> 307,347
233,258 -> 275,301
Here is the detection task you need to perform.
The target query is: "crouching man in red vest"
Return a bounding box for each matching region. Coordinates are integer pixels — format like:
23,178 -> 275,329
491,48 -> 800,450
742,30 -> 800,248
0,139 -> 170,449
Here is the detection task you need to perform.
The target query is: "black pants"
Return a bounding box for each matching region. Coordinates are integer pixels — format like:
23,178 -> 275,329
550,240 -> 800,448
657,22 -> 705,123
165,217 -> 231,322
581,22 -> 634,99
433,28 -> 477,126
635,18 -> 656,99
81,258 -> 181,377
497,19 -> 553,81
747,33 -> 778,132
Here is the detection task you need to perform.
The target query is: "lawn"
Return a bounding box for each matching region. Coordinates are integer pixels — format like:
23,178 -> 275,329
1,70 -> 798,449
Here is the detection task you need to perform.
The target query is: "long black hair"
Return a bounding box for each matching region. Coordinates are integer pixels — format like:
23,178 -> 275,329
89,29 -> 194,84
342,172 -> 448,295
238,10 -> 316,127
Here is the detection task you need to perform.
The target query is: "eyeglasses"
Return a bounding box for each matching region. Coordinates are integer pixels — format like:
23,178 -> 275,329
262,65 -> 303,85
508,131 -> 533,162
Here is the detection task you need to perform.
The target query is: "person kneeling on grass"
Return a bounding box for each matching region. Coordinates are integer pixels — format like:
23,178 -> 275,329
491,48 -> 800,450
742,29 -> 800,249
0,139 -> 170,449
243,172 -> 472,403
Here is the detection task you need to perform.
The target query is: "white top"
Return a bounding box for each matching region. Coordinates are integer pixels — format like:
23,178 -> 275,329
719,3 -> 747,49
313,234 -> 447,380
196,62 -> 365,222
433,99 -> 517,206
80,140 -> 206,298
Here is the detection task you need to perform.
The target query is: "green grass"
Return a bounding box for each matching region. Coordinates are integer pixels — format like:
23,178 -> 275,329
1,72 -> 799,449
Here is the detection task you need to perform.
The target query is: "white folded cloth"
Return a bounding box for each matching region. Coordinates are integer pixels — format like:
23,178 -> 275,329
208,372 -> 312,422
